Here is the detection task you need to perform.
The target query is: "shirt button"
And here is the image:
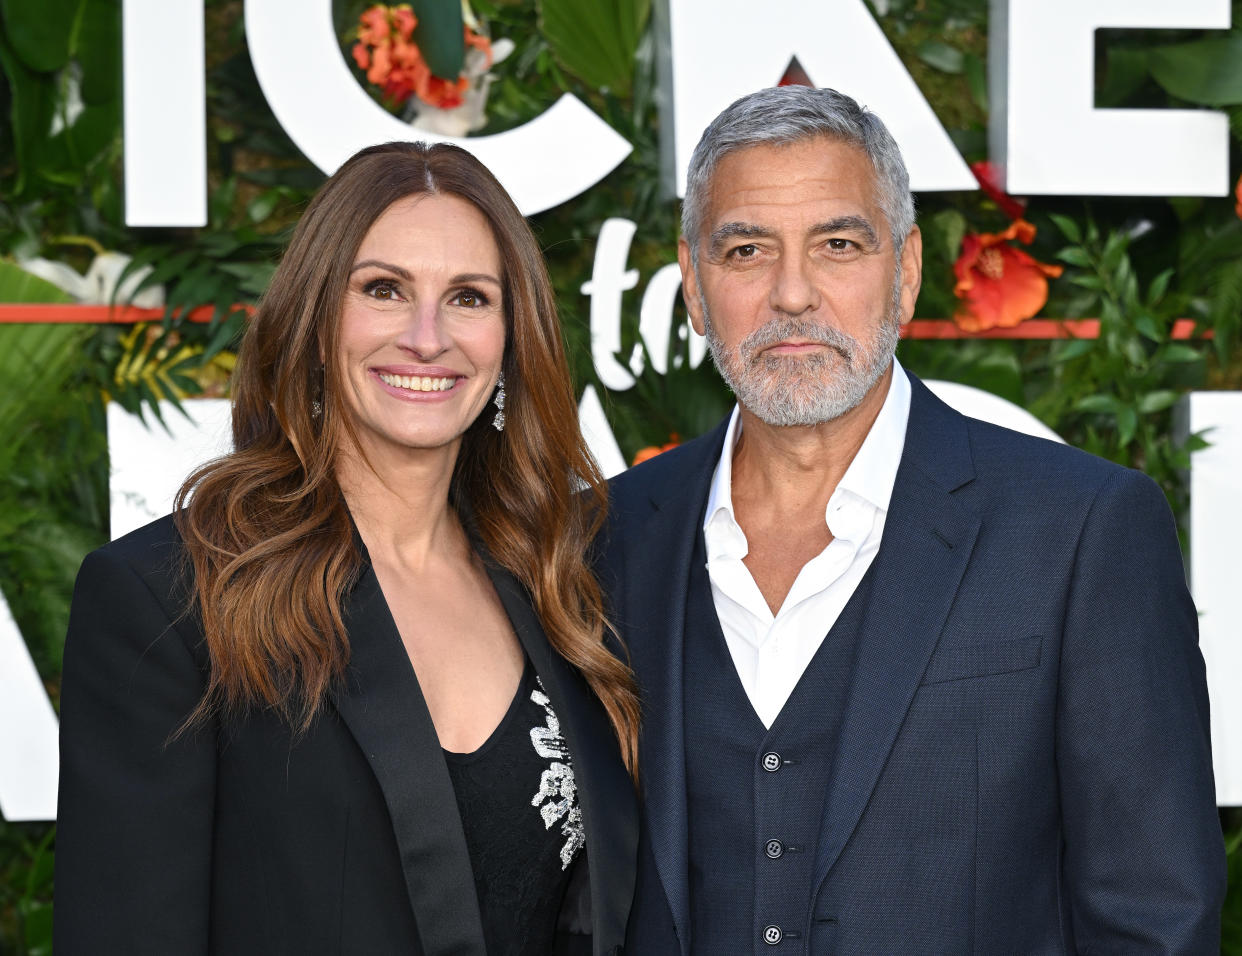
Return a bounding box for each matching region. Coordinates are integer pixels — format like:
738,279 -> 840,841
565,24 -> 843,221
765,839 -> 784,859
763,925 -> 783,945
761,752 -> 782,772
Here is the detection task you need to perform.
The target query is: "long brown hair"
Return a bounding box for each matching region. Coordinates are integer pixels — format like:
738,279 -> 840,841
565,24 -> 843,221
175,142 -> 638,777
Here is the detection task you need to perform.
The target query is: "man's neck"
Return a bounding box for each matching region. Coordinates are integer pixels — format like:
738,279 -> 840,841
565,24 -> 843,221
731,363 -> 894,518
728,365 -> 895,615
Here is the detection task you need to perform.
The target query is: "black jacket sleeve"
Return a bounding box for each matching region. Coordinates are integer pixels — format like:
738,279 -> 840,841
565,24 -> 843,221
55,539 -> 216,955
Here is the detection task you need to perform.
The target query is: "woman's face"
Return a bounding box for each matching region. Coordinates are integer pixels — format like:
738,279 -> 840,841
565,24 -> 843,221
335,192 -> 506,462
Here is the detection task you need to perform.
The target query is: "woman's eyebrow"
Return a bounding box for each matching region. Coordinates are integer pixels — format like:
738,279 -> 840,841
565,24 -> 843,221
351,259 -> 411,278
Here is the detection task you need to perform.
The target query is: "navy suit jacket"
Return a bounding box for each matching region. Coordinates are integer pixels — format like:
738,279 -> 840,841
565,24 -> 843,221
599,375 -> 1224,954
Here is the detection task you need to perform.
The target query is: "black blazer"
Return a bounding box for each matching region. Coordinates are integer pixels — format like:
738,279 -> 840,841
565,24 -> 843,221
599,375 -> 1225,954
55,514 -> 637,955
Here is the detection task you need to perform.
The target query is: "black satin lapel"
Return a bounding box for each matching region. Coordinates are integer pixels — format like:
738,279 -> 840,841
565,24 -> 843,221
621,432 -> 725,955
812,448 -> 981,890
334,566 -> 487,956
486,564 -> 638,956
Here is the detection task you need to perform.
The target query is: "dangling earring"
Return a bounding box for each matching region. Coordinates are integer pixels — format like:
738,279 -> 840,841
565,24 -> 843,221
492,372 -> 506,432
312,364 -> 324,419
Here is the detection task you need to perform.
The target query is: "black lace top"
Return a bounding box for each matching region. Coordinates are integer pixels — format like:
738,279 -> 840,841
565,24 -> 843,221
443,661 -> 585,955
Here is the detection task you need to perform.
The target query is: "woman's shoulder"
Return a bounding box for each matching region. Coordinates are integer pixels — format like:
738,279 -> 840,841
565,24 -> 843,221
78,513 -> 190,613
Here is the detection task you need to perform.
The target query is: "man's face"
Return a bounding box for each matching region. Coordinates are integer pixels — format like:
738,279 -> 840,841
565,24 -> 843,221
678,137 -> 921,427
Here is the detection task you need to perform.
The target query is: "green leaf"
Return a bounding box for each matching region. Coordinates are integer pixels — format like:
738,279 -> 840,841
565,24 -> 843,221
1075,394 -> 1118,414
1160,344 -> 1203,364
1146,268 -> 1173,306
410,0 -> 465,79
1048,214 -> 1082,243
1116,405 -> 1138,446
0,31 -> 57,194
1097,46 -> 1150,108
1055,338 -> 1096,361
74,0 -> 121,106
0,261 -> 75,305
247,188 -> 283,223
1149,34 -> 1242,106
539,0 -> 651,95
1056,246 -> 1092,268
1133,312 -> 1162,343
962,51 -> 987,112
931,209 -> 967,262
1138,390 -> 1180,414
917,40 -> 964,74
0,0 -> 84,72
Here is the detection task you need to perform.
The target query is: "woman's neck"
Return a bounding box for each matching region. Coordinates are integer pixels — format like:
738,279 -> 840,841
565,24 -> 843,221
336,441 -> 467,572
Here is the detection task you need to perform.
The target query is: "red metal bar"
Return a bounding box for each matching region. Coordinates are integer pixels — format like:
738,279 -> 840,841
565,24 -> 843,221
0,305 -> 1211,340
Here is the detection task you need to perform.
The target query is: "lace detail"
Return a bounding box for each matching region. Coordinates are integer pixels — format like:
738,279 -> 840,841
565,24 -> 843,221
530,680 -> 586,870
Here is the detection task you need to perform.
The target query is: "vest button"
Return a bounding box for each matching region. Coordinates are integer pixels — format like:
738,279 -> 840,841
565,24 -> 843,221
764,839 -> 784,859
763,925 -> 783,945
761,751 -> 782,772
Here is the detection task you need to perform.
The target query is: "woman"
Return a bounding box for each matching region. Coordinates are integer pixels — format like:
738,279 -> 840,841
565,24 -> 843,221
55,142 -> 639,955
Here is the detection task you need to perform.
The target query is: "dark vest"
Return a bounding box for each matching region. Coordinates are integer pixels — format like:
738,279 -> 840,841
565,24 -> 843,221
684,528 -> 871,955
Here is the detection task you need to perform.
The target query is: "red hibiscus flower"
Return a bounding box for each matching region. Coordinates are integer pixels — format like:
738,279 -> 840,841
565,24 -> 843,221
953,220 -> 1063,333
970,161 -> 1027,222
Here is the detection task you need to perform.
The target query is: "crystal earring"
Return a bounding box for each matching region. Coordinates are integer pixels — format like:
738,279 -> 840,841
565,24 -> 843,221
492,373 -> 506,432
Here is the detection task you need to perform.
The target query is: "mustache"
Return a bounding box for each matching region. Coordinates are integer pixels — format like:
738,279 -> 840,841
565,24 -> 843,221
738,317 -> 858,362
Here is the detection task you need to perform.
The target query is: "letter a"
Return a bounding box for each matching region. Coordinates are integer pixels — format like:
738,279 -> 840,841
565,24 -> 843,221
659,0 -> 976,196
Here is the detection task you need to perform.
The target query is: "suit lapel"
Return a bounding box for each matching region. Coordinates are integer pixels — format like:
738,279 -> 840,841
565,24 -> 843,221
813,377 -> 981,889
616,423 -> 727,955
333,562 -> 488,956
484,562 -> 637,954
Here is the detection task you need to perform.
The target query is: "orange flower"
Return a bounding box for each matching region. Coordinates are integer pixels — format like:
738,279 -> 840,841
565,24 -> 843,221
353,6 -> 494,112
392,5 -> 416,41
953,220 -> 1063,333
366,42 -> 393,88
358,5 -> 391,47
631,436 -> 681,467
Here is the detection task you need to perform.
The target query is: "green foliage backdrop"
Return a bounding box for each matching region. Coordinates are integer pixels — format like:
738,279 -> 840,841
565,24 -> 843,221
1,0 -> 1240,950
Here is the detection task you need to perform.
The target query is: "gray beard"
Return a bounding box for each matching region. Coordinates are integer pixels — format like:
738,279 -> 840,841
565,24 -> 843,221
702,274 -> 902,428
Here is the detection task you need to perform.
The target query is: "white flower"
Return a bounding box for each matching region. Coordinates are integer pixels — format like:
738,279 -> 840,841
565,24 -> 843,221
18,252 -> 164,308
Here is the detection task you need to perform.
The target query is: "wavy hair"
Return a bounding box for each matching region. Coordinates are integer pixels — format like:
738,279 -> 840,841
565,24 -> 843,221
175,142 -> 639,778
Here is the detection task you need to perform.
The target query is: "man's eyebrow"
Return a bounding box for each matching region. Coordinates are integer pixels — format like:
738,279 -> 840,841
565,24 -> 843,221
707,222 -> 774,256
351,259 -> 411,278
811,216 -> 880,247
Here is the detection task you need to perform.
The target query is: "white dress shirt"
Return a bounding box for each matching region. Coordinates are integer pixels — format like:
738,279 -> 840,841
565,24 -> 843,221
702,359 -> 912,728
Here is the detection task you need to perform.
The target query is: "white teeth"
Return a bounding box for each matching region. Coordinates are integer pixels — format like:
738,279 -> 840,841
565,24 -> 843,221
379,372 -> 455,392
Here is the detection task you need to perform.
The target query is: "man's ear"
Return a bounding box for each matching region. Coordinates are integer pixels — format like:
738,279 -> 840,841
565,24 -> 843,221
677,237 -> 707,336
897,225 -> 923,327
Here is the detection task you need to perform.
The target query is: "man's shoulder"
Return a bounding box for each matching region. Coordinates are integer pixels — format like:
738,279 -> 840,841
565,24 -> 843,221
967,413 -> 1127,481
607,421 -> 727,510
949,408 -> 1165,519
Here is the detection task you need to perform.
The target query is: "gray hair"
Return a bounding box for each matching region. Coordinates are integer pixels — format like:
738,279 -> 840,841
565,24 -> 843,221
681,86 -> 915,263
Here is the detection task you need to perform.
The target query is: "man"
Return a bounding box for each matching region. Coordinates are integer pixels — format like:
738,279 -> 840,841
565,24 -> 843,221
598,86 -> 1225,954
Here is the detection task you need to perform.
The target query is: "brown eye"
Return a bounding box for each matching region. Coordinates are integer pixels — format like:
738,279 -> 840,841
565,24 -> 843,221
363,279 -> 400,300
452,289 -> 489,308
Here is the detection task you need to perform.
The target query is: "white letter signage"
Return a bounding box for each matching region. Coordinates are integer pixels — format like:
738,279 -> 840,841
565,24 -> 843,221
243,0 -> 633,216
991,0 -> 1232,196
123,0 -> 208,226
659,0 -> 976,198
1183,392 -> 1242,804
